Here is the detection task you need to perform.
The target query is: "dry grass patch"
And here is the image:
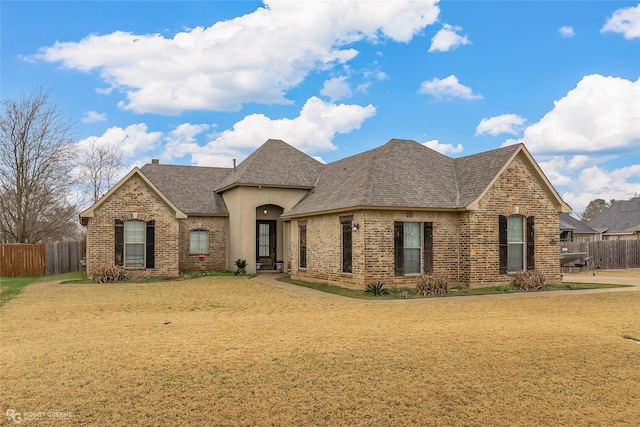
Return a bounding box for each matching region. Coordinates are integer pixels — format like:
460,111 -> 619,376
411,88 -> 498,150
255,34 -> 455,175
1,276 -> 639,426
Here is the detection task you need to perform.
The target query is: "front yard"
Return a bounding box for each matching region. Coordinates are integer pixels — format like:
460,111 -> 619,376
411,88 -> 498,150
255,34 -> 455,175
1,275 -> 639,426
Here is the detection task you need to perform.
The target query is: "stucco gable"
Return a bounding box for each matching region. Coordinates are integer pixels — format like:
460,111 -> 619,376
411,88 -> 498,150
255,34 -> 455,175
79,168 -> 187,225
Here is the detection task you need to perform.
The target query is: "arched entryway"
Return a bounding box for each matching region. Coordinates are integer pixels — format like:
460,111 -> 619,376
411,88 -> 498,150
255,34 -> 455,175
256,204 -> 284,271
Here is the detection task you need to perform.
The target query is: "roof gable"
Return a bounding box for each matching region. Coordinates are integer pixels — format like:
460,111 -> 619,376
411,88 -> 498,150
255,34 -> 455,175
214,139 -> 325,192
80,168 -> 187,225
460,144 -> 571,213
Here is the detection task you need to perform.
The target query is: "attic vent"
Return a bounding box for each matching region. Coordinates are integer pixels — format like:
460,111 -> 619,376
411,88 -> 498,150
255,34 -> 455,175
152,159 -> 159,164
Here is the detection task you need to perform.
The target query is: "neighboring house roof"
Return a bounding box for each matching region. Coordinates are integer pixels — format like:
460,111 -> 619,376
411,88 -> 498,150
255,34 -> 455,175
214,139 -> 324,192
560,213 -> 597,234
282,139 -> 571,217
79,168 -> 188,225
141,164 -> 231,216
586,197 -> 640,235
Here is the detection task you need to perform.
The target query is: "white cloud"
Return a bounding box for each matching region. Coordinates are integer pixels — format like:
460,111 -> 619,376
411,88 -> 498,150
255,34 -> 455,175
30,0 -> 439,114
321,77 -> 352,101
79,123 -> 163,159
160,123 -> 212,163
428,24 -> 471,52
422,139 -> 463,155
476,114 -> 526,136
187,97 -> 376,166
558,26 -> 575,37
81,111 -> 107,123
601,3 -> 640,39
537,154 -> 640,215
500,74 -> 640,216
418,75 -> 483,100
512,75 -> 640,155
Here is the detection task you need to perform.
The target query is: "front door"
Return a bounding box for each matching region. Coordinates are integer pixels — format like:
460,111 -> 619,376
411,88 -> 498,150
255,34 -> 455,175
257,220 -> 277,270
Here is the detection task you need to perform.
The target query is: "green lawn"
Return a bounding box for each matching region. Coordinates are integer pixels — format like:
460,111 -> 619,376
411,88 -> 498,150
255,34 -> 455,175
0,276 -> 38,308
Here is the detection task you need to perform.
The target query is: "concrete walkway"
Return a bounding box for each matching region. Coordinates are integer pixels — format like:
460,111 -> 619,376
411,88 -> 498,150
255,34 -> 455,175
251,270 -> 640,302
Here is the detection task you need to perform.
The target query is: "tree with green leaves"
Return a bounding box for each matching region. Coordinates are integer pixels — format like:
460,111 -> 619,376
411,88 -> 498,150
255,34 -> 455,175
580,198 -> 616,223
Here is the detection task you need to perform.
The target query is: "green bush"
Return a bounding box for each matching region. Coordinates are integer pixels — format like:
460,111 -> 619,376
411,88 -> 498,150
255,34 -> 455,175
415,275 -> 448,296
364,282 -> 388,296
513,270 -> 546,291
234,258 -> 247,276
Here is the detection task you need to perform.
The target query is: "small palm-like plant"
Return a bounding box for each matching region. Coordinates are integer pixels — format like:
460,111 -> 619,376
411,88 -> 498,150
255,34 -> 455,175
364,282 -> 388,296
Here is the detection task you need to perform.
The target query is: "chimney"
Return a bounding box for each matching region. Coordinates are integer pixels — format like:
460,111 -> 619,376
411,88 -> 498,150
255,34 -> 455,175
151,159 -> 159,165
232,159 -> 236,171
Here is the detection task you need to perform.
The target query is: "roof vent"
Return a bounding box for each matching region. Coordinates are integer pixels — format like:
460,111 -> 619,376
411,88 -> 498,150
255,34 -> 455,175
152,159 -> 159,164
233,159 -> 236,171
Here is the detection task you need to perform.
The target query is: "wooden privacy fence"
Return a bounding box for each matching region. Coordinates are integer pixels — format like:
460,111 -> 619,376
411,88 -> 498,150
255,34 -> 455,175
0,241 -> 84,277
561,240 -> 640,270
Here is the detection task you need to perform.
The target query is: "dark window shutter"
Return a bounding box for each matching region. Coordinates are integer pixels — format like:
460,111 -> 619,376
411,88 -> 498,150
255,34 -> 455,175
299,222 -> 307,268
115,219 -> 124,266
394,221 -> 404,276
499,215 -> 507,274
146,220 -> 155,269
423,222 -> 433,274
526,216 -> 535,270
341,222 -> 352,273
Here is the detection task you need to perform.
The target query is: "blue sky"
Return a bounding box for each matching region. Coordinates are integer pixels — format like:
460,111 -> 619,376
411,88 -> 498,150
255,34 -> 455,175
2,0 -> 639,216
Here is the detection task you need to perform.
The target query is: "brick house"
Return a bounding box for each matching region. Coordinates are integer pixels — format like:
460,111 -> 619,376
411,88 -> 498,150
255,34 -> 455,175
80,138 -> 571,287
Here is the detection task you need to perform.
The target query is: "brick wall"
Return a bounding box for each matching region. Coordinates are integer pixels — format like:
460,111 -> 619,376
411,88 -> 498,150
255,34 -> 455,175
178,216 -> 228,272
466,155 -> 562,285
85,174 -> 181,277
290,210 -> 461,288
289,154 -> 563,288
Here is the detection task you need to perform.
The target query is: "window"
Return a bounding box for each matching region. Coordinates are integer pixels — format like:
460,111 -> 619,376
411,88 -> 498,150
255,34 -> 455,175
394,222 -> 433,276
299,221 -> 307,268
507,215 -> 524,272
340,216 -> 352,273
258,223 -> 270,257
499,215 -> 534,274
404,222 -> 421,274
190,229 -> 209,254
115,219 -> 154,269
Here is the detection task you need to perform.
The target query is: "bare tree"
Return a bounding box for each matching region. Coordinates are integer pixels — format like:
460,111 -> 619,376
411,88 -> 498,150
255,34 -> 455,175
76,137 -> 125,207
0,89 -> 77,243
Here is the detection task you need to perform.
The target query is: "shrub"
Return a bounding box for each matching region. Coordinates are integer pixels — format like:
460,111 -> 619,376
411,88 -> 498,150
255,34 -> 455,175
364,282 -> 388,296
234,258 -> 247,276
513,270 -> 546,291
89,264 -> 128,283
415,275 -> 448,296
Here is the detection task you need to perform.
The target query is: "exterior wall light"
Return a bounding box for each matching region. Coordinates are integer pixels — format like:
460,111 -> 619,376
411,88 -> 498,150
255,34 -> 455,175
352,223 -> 360,231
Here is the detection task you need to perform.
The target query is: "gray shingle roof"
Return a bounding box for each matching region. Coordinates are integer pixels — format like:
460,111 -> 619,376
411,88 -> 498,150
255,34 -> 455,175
560,213 -> 597,233
282,139 -> 522,217
586,197 -> 640,234
140,164 -> 231,215
454,144 -> 521,206
214,139 -> 324,191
